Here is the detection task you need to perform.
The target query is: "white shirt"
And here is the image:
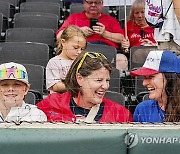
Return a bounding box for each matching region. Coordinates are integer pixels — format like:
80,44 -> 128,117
154,0 -> 180,46
46,55 -> 73,91
0,101 -> 47,122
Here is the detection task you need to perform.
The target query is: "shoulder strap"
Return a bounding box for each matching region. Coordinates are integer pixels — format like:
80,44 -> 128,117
84,104 -> 100,123
163,1 -> 173,19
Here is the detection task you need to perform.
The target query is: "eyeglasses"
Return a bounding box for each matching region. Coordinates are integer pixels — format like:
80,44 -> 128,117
76,52 -> 107,74
84,0 -> 103,5
0,68 -> 27,79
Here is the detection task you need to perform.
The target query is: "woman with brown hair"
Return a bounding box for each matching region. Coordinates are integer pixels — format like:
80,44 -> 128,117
37,51 -> 132,123
131,50 -> 180,122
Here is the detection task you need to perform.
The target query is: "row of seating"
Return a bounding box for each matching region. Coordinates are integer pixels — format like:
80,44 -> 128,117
0,40 -> 153,102
0,0 -> 132,37
0,0 -> 148,113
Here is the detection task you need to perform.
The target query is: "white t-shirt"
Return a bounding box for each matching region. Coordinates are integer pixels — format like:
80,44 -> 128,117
145,0 -> 163,27
46,55 -> 73,91
0,101 -> 47,122
145,0 -> 180,46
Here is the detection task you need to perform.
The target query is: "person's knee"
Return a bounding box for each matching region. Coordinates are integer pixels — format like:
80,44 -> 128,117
116,54 -> 128,71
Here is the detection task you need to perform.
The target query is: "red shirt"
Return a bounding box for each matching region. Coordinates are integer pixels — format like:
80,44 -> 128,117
57,11 -> 124,49
127,20 -> 156,47
37,92 -> 132,123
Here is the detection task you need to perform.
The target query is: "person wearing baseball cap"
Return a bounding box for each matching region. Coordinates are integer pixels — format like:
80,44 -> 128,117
0,62 -> 47,122
131,50 -> 180,122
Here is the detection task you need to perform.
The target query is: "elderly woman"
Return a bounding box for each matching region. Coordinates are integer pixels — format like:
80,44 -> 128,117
127,0 -> 157,47
37,51 -> 132,123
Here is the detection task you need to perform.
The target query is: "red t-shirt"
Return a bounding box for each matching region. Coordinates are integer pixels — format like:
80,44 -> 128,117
57,11 -> 124,49
127,20 -> 156,47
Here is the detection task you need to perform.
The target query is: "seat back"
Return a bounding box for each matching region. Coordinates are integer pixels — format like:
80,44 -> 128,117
129,46 -> 158,71
143,93 -> 150,101
117,5 -> 131,21
25,0 -> 63,5
0,2 -> 11,19
0,42 -> 49,67
85,43 -> 117,66
70,3 -> 109,14
14,12 -> 59,31
105,90 -> 125,106
23,64 -> 45,98
5,27 -> 55,48
109,67 -> 121,93
0,1 -> 15,27
136,91 -> 149,103
129,46 -> 158,95
20,2 -> 61,20
0,0 -> 19,7
0,13 -> 8,37
0,13 -> 3,38
24,91 -> 36,105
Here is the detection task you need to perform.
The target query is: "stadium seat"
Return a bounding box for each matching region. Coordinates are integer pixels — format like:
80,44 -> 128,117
5,27 -> 55,48
129,46 -> 158,71
0,1 -> 15,28
109,67 -> 121,93
135,91 -> 149,104
0,42 -> 49,67
117,5 -> 131,21
70,3 -> 109,14
14,12 -> 59,31
20,2 -> 61,20
25,0 -> 63,6
25,91 -> 37,105
85,43 -> 117,67
0,13 -> 3,39
24,64 -> 45,99
105,90 -> 125,106
129,46 -> 158,96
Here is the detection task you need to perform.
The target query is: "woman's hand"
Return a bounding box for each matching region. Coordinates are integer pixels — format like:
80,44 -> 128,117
140,38 -> 158,46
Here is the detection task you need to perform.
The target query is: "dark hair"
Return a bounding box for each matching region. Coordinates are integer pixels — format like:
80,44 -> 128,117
65,51 -> 112,97
164,73 -> 180,122
56,25 -> 86,55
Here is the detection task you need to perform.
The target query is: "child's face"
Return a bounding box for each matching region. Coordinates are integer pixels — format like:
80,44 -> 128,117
0,80 -> 29,109
62,36 -> 86,60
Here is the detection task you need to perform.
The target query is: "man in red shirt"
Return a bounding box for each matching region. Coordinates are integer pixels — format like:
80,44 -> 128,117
57,0 -> 129,71
57,0 -> 127,49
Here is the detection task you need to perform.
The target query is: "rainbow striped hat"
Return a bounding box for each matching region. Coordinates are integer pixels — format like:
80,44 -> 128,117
0,62 -> 29,85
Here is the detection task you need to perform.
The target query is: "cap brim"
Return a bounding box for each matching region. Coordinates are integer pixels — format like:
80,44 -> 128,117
130,67 -> 159,76
0,78 -> 29,86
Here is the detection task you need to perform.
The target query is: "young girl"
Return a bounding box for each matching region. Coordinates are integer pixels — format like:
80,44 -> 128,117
46,25 -> 87,93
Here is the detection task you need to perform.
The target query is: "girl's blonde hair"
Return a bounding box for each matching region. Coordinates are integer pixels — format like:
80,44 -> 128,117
129,0 -> 145,22
56,25 -> 86,55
